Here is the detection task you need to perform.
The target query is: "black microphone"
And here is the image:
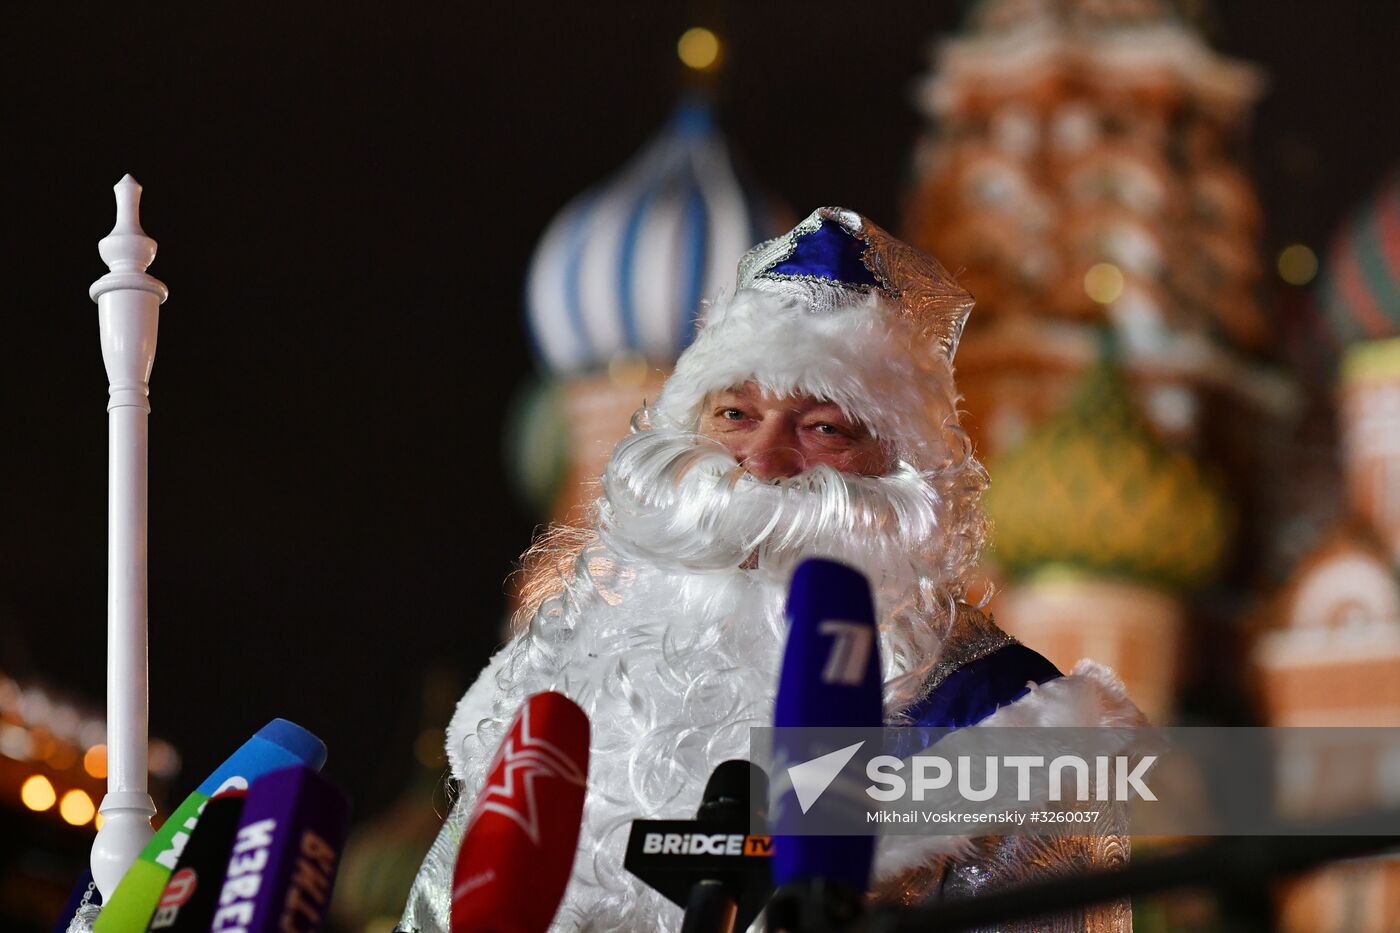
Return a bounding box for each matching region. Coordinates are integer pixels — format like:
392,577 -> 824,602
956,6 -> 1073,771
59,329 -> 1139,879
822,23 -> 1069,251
625,759 -> 772,933
144,789 -> 247,931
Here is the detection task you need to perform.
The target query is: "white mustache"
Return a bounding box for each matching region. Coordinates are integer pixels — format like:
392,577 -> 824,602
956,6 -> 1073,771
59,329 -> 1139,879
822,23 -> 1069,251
597,424 -> 946,580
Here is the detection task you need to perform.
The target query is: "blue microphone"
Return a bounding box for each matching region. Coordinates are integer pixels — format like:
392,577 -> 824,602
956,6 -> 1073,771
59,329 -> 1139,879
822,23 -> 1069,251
769,558 -> 882,931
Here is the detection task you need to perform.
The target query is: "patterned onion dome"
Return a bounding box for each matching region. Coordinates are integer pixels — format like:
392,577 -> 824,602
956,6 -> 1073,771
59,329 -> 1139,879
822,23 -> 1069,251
926,0 -> 1263,118
967,0 -> 1175,33
983,358 -> 1231,589
1321,170 -> 1400,346
526,96 -> 781,375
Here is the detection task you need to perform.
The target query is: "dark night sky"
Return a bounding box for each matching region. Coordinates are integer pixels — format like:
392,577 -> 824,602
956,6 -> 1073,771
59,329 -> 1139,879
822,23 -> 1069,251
1,2 -> 1398,824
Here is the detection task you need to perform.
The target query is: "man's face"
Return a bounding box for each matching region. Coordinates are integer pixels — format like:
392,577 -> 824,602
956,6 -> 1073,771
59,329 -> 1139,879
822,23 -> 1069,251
697,381 -> 894,481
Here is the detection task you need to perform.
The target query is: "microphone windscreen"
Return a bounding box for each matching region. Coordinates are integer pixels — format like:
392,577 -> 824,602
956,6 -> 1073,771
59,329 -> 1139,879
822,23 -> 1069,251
95,719 -> 327,933
452,691 -> 590,933
772,558 -> 882,892
697,759 -> 764,825
209,766 -> 350,933
775,558 -> 882,730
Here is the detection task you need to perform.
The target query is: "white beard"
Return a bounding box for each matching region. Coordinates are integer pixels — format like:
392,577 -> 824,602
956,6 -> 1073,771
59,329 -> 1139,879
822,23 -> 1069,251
444,425 -> 976,931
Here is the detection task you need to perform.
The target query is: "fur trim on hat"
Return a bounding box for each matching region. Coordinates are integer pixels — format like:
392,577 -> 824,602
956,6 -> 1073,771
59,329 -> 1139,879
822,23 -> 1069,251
654,287 -> 962,472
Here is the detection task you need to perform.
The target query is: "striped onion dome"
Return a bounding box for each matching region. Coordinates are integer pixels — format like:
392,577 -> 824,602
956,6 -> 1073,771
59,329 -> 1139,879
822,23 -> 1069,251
1321,170 -> 1400,346
526,96 -> 781,375
984,357 -> 1231,590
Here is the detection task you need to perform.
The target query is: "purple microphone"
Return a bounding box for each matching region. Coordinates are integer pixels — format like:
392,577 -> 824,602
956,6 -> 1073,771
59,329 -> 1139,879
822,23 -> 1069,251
208,766 -> 350,933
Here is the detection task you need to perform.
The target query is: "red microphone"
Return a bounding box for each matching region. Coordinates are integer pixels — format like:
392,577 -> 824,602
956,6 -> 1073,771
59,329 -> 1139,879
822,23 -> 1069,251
451,691 -> 590,933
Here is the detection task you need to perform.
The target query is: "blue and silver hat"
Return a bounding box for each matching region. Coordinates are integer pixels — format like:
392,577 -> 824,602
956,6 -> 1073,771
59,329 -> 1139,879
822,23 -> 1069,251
736,206 -> 973,360
654,207 -> 975,468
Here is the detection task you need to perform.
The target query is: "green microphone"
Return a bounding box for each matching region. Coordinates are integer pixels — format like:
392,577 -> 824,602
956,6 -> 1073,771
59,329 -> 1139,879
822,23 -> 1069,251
93,719 -> 326,933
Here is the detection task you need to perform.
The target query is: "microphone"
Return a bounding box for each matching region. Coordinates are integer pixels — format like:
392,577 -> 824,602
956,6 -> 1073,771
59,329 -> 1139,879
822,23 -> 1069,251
625,760 -> 773,933
93,719 -> 327,933
208,765 -> 350,933
768,558 -> 883,932
451,691 -> 590,933
143,789 -> 247,931
52,870 -> 102,933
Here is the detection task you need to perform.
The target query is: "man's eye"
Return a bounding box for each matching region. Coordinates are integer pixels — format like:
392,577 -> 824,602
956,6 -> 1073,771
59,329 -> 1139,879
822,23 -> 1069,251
812,423 -> 844,436
722,408 -> 746,421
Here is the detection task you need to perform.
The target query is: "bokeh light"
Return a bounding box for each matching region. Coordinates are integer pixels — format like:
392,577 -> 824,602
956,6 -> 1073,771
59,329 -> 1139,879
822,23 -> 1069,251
1084,262 -> 1125,304
0,722 -> 34,759
20,774 -> 56,811
59,789 -> 95,826
1277,243 -> 1318,286
149,738 -> 181,780
677,27 -> 722,71
83,743 -> 107,779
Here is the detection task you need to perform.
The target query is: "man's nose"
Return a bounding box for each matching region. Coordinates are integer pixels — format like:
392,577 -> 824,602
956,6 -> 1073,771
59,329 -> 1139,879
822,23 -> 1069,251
737,420 -> 806,481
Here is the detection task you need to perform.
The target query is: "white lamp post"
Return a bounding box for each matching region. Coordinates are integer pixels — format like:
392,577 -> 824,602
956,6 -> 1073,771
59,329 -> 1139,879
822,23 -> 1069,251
88,175 -> 166,898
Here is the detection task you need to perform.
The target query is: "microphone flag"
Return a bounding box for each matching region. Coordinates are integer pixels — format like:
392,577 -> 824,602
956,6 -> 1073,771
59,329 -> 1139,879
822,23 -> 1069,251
451,691 -> 590,933
772,558 -> 882,894
624,759 -> 774,933
208,765 -> 350,933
